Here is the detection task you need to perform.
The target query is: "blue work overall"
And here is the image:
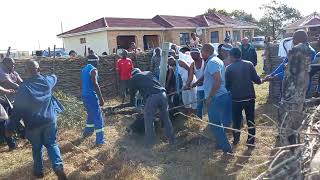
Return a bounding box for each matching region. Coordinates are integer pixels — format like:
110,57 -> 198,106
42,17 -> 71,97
81,64 -> 105,145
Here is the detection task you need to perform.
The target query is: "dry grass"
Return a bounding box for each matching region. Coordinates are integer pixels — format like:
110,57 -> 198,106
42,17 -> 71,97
0,50 -> 278,180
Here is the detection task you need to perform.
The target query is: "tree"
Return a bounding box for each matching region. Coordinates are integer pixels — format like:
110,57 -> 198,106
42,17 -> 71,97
259,0 -> 302,39
205,8 -> 229,17
205,9 -> 257,24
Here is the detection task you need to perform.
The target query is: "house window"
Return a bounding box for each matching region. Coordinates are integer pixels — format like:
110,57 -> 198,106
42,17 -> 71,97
143,35 -> 160,50
211,31 -> 219,43
180,33 -> 190,45
80,38 -> 86,44
233,31 -> 240,42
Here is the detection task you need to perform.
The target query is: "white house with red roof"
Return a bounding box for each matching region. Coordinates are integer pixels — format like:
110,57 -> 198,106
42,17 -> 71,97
57,13 -> 257,55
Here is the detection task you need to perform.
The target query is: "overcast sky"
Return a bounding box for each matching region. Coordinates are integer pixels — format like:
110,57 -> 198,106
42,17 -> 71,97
0,0 -> 318,51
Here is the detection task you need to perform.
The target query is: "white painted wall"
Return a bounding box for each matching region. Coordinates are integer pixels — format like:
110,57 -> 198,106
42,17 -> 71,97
62,31 -> 109,56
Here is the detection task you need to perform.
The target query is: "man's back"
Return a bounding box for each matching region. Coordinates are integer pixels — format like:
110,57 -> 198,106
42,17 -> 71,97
81,64 -> 96,96
226,60 -> 261,101
129,71 -> 165,99
117,58 -> 133,81
9,74 -> 63,130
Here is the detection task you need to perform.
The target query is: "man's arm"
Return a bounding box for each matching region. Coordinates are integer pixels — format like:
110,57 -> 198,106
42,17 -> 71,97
0,86 -> 15,94
15,72 -> 23,84
252,49 -> 258,66
91,69 -> 104,106
208,72 -> 221,99
186,62 -> 195,88
46,74 -> 58,89
250,64 -> 262,84
5,87 -> 25,133
2,79 -> 19,90
225,67 -> 231,91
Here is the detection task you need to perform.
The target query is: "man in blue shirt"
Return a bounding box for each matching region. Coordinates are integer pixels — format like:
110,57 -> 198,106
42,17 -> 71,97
264,30 -> 317,82
202,44 -> 232,153
5,60 -> 67,179
81,53 -> 105,146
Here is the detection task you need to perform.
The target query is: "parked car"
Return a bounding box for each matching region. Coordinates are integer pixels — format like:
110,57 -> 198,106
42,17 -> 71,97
43,48 -> 69,58
252,36 -> 265,49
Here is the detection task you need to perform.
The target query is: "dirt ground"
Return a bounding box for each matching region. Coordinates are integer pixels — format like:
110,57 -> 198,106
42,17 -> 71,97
0,51 -> 280,180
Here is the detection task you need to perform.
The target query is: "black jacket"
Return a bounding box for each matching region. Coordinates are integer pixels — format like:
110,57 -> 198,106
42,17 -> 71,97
241,44 -> 257,66
225,60 -> 261,101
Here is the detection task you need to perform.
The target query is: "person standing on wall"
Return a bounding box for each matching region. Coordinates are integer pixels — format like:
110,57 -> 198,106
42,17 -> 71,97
116,50 -> 135,105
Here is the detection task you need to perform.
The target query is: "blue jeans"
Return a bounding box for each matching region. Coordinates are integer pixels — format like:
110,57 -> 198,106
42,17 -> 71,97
0,121 -> 16,149
207,93 -> 232,152
196,90 -> 205,119
25,122 -> 63,174
82,95 -> 105,145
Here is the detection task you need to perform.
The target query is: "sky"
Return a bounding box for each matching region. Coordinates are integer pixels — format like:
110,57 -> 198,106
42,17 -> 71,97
0,0 -> 318,51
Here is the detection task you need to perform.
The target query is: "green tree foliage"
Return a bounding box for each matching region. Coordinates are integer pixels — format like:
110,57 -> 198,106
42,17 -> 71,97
259,0 -> 302,39
205,1 -> 302,39
205,8 -> 257,23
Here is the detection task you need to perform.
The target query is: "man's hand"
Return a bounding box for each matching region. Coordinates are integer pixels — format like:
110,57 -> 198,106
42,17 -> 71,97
3,89 -> 15,94
262,75 -> 274,83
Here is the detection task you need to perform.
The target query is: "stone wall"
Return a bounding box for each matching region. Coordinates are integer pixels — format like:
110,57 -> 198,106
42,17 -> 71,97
14,52 -> 153,98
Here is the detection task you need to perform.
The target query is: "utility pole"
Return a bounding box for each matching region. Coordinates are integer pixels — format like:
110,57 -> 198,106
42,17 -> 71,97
61,21 -> 64,49
159,42 -> 171,87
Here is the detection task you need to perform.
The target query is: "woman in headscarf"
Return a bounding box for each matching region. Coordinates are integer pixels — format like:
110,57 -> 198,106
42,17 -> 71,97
151,47 -> 161,79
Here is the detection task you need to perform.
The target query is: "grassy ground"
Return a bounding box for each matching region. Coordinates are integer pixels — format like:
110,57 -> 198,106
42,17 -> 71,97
0,50 -> 279,180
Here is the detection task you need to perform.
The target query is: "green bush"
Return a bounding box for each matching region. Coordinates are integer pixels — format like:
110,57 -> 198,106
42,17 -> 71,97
54,91 -> 86,129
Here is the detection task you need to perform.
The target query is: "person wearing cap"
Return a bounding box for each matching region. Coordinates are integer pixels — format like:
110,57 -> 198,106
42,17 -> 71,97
202,43 -> 232,153
81,52 -> 105,146
240,37 -> 257,67
225,48 -> 262,148
116,50 -> 134,104
5,60 -> 67,179
186,48 -> 205,119
219,44 -> 233,66
128,68 -> 175,148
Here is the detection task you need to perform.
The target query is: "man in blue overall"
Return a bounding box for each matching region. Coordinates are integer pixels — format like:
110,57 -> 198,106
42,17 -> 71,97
81,52 -> 105,146
5,60 -> 67,179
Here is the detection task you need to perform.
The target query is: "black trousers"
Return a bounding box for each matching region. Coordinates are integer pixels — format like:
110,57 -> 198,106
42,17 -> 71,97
232,100 -> 255,145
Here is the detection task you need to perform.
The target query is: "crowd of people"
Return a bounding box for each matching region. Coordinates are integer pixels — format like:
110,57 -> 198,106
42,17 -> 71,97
1,29 -> 320,179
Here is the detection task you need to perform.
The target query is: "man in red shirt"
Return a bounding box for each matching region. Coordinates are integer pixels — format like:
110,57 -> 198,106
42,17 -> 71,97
116,50 -> 134,104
